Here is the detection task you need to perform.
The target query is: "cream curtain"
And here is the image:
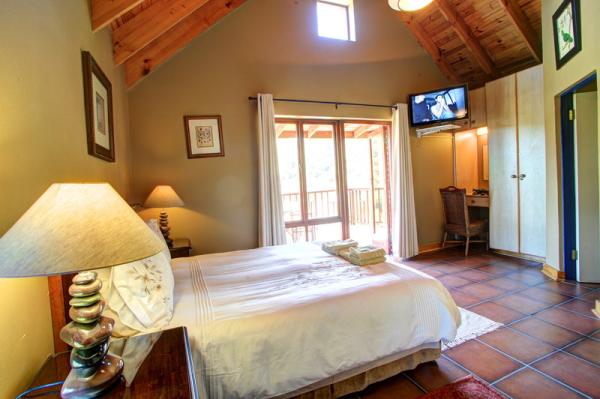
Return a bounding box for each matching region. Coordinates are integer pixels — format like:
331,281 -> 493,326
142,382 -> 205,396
391,103 -> 419,259
257,93 -> 287,246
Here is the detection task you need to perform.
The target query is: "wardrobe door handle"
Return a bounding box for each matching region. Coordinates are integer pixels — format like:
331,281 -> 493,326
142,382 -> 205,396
510,174 -> 518,179
519,174 -> 526,180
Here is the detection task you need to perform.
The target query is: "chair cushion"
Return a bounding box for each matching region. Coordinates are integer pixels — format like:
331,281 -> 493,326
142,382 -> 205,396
446,220 -> 486,236
468,220 -> 487,234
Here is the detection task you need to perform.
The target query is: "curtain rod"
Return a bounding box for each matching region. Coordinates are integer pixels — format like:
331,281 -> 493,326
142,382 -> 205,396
248,96 -> 397,110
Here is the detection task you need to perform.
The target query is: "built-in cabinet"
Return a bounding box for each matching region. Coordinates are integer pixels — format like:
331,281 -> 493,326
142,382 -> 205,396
455,87 -> 487,131
486,64 -> 546,258
468,87 -> 487,129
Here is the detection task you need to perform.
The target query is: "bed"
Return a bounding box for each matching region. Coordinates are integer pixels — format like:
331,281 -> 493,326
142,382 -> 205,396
165,242 -> 461,398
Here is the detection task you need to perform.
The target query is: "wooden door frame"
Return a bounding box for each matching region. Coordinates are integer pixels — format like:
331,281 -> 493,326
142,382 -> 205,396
276,118 -> 344,240
559,73 -> 597,280
275,117 -> 392,249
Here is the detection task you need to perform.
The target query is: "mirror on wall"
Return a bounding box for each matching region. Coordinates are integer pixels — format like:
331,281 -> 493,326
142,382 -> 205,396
482,144 -> 489,181
454,128 -> 489,192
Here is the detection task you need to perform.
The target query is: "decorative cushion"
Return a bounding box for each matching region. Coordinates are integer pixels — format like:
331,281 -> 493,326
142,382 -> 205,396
93,220 -> 175,337
109,251 -> 174,333
94,268 -> 139,338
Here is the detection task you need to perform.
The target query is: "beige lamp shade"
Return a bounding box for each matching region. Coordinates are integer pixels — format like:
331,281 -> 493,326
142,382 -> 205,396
143,185 -> 184,208
0,183 -> 164,277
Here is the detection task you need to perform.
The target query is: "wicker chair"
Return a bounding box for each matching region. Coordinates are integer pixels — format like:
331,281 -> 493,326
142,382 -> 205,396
439,186 -> 488,256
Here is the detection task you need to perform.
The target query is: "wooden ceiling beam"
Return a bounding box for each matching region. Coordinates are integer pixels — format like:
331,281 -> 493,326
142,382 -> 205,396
91,0 -> 144,32
124,0 -> 247,87
276,124 -> 287,136
434,0 -> 496,77
497,0 -> 542,63
353,124 -> 378,138
306,125 -> 321,137
277,131 -> 297,138
112,0 -> 211,65
398,14 -> 461,83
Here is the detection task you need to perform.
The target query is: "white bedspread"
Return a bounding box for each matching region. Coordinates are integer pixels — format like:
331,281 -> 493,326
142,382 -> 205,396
168,243 -> 460,398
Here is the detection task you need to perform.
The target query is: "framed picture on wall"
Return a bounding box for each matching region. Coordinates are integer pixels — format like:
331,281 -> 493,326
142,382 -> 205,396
82,51 -> 115,162
552,0 -> 582,70
184,115 -> 225,158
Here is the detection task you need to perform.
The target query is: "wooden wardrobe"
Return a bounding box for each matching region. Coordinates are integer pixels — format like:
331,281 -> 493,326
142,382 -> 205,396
486,64 -> 546,258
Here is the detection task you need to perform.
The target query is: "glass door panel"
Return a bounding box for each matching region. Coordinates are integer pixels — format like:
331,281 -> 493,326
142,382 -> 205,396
286,226 -> 307,243
302,123 -> 339,220
308,222 -> 343,242
343,123 -> 390,252
276,119 -> 389,247
276,122 -> 302,223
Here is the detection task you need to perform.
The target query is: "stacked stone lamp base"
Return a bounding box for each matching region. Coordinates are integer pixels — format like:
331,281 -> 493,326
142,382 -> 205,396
59,271 -> 123,398
159,210 -> 173,248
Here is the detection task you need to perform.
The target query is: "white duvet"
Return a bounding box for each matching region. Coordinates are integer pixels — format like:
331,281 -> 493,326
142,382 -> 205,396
168,243 -> 461,398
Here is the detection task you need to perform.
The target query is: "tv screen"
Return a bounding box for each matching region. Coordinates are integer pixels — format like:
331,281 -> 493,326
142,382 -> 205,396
408,85 -> 468,127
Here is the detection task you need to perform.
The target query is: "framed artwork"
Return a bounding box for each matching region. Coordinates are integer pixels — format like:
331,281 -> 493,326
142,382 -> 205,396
552,0 -> 582,70
184,115 -> 225,158
82,51 -> 115,162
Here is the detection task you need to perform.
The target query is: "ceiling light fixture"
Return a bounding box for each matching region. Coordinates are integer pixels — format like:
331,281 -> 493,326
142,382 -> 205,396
388,0 -> 433,12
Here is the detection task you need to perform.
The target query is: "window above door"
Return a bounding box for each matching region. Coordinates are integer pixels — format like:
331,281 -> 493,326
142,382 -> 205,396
316,0 -> 356,42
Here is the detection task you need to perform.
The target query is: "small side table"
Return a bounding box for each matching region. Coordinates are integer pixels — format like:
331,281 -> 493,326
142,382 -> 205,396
24,327 -> 198,398
169,238 -> 192,258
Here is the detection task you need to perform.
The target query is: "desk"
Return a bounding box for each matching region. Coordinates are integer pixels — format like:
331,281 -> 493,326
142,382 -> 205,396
467,195 -> 489,226
466,195 -> 490,208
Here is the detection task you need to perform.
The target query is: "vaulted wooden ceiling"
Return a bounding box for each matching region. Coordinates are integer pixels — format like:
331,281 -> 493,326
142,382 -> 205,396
91,0 -> 541,89
398,0 -> 542,88
90,0 -> 247,87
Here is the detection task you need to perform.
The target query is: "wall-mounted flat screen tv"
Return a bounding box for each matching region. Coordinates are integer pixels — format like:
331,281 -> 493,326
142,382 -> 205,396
408,84 -> 469,127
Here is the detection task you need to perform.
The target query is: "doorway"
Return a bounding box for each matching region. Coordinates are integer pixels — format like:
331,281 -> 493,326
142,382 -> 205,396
560,73 -> 598,282
275,118 -> 391,252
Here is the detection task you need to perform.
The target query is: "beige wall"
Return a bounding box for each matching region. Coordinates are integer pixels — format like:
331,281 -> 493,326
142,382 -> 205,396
411,135 -> 454,244
542,0 -> 600,270
129,0 -> 453,253
0,1 -> 132,396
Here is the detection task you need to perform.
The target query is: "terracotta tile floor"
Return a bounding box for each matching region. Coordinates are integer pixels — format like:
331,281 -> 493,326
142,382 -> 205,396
344,247 -> 600,399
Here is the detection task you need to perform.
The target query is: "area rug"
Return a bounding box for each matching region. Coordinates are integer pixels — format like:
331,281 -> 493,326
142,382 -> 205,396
418,375 -> 505,399
442,308 -> 502,351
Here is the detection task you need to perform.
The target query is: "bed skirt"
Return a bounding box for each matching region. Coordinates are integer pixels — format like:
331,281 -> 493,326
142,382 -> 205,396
280,342 -> 441,399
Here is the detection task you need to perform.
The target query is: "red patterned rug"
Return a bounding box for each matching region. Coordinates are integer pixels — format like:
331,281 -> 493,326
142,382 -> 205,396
419,375 -> 505,399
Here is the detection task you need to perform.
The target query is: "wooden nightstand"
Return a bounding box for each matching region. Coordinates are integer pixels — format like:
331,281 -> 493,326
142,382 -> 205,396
169,238 -> 192,258
24,327 -> 198,398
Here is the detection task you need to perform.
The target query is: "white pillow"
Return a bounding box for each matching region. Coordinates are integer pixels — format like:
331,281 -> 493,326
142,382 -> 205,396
94,250 -> 174,336
145,219 -> 171,262
110,251 -> 174,333
96,276 -> 139,338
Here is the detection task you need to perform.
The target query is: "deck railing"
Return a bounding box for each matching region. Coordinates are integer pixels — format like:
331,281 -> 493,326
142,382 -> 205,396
282,188 -> 386,224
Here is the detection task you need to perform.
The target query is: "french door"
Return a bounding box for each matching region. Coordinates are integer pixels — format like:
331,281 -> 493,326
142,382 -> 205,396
275,118 -> 391,251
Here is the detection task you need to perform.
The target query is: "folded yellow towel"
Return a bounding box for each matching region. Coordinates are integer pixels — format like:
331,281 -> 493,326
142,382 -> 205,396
322,239 -> 358,255
349,256 -> 385,266
348,245 -> 387,261
339,248 -> 385,266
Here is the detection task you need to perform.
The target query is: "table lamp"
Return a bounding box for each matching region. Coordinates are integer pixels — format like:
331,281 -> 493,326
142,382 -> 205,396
0,183 -> 164,398
143,185 -> 184,248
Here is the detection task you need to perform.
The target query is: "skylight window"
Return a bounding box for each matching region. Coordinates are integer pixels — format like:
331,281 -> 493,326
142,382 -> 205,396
316,0 -> 356,42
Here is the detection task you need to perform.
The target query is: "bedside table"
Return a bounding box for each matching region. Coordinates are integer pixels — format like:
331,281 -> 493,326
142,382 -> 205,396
169,238 -> 192,258
24,327 -> 198,398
